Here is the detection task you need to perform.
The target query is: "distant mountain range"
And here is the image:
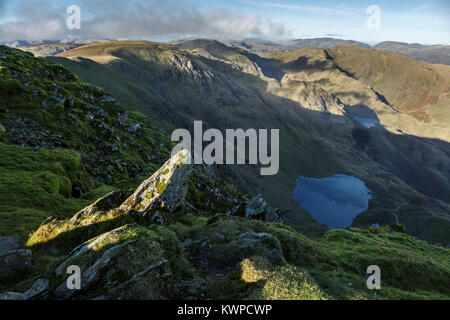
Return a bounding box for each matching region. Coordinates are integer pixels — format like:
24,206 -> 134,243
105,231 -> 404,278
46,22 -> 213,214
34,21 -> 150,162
7,37 -> 450,65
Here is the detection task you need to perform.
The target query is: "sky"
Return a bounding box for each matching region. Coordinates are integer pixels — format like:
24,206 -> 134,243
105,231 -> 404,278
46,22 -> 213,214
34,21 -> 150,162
0,0 -> 449,44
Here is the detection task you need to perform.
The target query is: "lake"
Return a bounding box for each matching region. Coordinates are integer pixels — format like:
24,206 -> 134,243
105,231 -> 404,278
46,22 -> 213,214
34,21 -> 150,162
292,174 -> 372,229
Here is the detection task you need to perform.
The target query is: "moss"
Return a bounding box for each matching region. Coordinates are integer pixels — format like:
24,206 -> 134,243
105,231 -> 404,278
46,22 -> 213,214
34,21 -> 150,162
0,78 -> 25,94
156,179 -> 168,195
241,257 -> 328,300
144,191 -> 154,199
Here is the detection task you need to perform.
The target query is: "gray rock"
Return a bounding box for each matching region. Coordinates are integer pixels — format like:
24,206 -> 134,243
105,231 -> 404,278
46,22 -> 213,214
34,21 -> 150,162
126,124 -> 141,133
0,237 -> 20,255
24,278 -> 49,299
0,292 -> 26,300
117,112 -> 129,125
99,95 -> 116,104
70,190 -> 132,225
120,149 -> 192,221
245,195 -> 281,223
0,237 -> 32,280
0,123 -> 5,132
232,232 -> 284,264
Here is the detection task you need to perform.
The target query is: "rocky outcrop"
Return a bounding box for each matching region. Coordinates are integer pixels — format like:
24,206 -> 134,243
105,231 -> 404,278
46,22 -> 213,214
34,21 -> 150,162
120,149 -> 191,224
245,195 -> 282,223
70,190 -> 132,225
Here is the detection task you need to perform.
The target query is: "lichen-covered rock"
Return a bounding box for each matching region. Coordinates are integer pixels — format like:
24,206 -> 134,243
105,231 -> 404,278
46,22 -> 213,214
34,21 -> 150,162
120,149 -> 191,224
245,195 -> 282,223
48,224 -> 191,300
70,190 -> 132,225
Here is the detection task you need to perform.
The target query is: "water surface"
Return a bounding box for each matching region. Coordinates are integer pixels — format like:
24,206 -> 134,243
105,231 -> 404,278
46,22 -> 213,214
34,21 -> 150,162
292,174 -> 372,229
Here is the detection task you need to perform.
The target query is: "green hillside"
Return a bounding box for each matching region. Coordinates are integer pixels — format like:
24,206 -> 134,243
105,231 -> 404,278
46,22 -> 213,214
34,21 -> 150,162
52,41 -> 450,245
0,43 -> 448,300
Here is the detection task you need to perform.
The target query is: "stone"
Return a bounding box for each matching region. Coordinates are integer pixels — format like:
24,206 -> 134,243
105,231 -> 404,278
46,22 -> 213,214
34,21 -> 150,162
0,237 -> 20,255
117,112 -> 129,125
0,122 -> 5,132
0,237 -> 32,280
70,190 -> 132,225
126,124 -> 141,133
0,292 -> 26,300
99,95 -> 116,104
24,279 -> 49,299
232,232 -> 284,264
120,149 -> 191,222
245,195 -> 281,223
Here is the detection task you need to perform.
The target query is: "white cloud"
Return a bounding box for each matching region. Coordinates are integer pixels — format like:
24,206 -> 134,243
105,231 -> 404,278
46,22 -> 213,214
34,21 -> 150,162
0,0 -> 289,41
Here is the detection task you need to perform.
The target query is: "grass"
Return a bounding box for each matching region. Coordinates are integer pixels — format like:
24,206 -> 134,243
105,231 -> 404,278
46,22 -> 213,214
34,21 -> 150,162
0,45 -> 172,242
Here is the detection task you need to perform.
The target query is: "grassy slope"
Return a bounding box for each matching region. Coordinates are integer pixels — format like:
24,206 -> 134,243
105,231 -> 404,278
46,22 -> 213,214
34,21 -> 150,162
0,44 -> 448,300
0,45 -> 171,242
327,46 -> 450,130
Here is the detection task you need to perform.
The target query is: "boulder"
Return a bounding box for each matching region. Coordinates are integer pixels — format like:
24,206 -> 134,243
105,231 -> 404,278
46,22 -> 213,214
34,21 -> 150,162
0,122 -> 5,132
245,195 -> 282,223
120,149 -> 191,224
0,237 -> 32,280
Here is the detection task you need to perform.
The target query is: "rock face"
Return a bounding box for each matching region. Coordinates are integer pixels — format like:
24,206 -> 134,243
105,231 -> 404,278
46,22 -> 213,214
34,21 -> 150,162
0,237 -> 32,280
51,224 -> 178,300
245,195 -> 282,223
120,149 -> 191,224
70,190 -> 133,225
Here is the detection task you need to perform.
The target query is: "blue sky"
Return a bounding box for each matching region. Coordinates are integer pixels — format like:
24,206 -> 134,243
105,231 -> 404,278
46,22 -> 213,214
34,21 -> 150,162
0,0 -> 449,44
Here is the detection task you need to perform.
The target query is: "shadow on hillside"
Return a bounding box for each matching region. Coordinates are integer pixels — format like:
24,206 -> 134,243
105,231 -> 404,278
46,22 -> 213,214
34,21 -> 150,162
50,47 -> 450,244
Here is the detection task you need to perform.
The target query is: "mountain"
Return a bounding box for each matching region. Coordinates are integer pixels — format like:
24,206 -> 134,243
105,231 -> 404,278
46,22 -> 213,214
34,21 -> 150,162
0,45 -> 172,240
375,41 -> 450,65
0,42 -> 449,300
49,40 -> 450,246
290,38 -> 371,49
2,39 -> 114,57
220,38 -> 371,54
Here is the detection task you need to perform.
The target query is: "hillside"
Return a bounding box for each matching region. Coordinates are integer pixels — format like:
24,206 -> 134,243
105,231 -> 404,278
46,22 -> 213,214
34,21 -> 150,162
0,45 -> 173,240
220,38 -> 371,54
375,41 -> 450,65
51,40 -> 450,246
0,43 -> 449,301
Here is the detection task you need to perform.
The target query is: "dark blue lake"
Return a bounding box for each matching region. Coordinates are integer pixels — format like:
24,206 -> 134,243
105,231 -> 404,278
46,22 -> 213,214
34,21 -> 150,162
292,174 -> 372,229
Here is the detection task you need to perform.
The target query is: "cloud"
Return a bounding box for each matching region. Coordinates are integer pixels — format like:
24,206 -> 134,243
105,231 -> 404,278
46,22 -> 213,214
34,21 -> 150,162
241,0 -> 359,16
0,0 -> 289,41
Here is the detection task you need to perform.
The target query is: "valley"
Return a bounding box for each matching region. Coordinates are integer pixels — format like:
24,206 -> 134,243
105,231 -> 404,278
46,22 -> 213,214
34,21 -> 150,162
0,40 -> 448,300
47,40 -> 450,245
